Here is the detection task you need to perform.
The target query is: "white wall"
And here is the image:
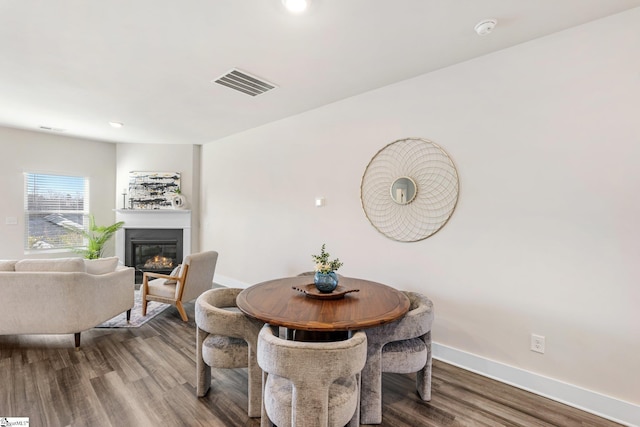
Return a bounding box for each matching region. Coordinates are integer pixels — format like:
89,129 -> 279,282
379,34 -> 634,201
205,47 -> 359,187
200,7 -> 640,422
115,143 -> 201,253
0,127 -> 117,259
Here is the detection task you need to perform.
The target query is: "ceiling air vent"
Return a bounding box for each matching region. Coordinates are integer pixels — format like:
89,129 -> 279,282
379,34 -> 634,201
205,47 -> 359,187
212,69 -> 277,96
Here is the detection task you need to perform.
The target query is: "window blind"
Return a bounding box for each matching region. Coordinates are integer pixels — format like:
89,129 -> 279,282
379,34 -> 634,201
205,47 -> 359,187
24,173 -> 89,251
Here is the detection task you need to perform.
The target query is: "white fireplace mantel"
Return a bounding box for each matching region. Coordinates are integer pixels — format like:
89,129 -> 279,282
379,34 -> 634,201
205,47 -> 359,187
114,209 -> 192,262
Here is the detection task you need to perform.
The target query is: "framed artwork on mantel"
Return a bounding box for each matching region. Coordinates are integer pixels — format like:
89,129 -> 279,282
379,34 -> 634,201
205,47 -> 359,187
128,171 -> 180,210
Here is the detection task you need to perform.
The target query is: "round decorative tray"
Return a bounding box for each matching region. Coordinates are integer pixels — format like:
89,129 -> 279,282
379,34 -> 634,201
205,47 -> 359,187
292,284 -> 360,300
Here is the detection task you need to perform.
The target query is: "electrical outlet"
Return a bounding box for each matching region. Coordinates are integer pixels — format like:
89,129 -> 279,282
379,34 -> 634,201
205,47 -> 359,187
531,334 -> 545,354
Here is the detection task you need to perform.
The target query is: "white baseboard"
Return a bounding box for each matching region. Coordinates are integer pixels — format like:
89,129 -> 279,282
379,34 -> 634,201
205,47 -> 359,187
433,343 -> 639,427
214,275 -> 639,426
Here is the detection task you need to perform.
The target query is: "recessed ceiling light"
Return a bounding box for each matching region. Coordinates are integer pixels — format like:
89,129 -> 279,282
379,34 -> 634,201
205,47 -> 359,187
282,0 -> 309,14
109,121 -> 124,128
474,19 -> 497,36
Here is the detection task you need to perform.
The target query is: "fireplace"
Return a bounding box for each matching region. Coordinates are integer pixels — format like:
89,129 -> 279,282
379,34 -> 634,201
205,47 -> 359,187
125,228 -> 183,283
115,209 -> 192,284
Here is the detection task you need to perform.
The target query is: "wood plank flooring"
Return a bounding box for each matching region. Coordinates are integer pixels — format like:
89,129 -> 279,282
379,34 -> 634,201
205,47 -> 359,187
0,301 -> 622,427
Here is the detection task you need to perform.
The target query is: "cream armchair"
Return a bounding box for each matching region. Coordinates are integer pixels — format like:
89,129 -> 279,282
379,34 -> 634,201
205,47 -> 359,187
142,251 -> 218,322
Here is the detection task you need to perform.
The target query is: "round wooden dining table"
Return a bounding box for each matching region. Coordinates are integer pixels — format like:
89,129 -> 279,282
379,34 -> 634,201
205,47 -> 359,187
236,275 -> 410,334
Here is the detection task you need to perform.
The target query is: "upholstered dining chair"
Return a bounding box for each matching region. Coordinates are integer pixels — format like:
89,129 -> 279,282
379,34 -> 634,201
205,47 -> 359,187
257,324 -> 368,427
195,287 -> 264,418
360,291 -> 434,425
297,271 -> 315,277
142,250 -> 218,322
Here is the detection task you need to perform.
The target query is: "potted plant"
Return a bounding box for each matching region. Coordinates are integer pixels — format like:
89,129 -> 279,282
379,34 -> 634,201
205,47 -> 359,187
74,214 -> 124,259
311,244 -> 343,293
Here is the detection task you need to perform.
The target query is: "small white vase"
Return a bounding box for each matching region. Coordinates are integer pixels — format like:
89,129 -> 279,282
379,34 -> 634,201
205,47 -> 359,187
171,194 -> 186,209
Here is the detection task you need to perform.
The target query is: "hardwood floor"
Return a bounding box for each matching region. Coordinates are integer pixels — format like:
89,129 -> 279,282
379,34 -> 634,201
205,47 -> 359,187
0,301 -> 622,427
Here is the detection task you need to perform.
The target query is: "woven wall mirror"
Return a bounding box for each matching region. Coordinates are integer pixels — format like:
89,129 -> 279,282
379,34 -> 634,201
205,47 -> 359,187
360,137 -> 459,242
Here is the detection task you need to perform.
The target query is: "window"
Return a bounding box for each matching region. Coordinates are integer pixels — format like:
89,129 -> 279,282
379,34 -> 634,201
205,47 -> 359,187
24,173 -> 89,251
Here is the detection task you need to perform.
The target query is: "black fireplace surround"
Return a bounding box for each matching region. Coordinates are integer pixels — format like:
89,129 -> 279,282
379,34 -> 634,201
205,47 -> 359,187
125,228 -> 183,284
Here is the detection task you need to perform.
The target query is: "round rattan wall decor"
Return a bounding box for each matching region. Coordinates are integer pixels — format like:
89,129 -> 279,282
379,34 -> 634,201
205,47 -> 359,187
360,137 -> 459,242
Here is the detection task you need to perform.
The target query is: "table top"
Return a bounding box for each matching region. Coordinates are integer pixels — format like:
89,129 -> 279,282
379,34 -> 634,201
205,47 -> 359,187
236,275 -> 410,332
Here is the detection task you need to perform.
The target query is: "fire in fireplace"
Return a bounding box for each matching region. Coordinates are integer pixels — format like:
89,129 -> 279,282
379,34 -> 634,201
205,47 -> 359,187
125,228 -> 183,284
144,255 -> 175,270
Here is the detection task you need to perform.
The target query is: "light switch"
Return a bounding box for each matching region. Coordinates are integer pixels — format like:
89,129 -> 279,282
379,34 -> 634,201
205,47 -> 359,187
315,197 -> 325,207
5,217 -> 18,225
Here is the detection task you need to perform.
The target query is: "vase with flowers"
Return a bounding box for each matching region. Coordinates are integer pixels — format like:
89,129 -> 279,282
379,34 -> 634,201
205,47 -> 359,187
311,243 -> 344,293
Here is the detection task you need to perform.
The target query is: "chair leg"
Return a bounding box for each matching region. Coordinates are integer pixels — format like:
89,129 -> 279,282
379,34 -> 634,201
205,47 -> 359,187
176,301 -> 189,322
247,346 -> 262,418
141,276 -> 149,316
260,371 -> 274,427
196,327 -> 211,397
360,348 -> 383,424
417,331 -> 432,401
347,372 -> 361,427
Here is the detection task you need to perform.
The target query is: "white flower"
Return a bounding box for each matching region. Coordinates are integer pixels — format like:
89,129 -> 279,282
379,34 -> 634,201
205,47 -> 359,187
314,262 -> 330,273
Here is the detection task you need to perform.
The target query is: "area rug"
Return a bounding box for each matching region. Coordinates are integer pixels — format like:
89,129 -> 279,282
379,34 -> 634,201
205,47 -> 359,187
96,290 -> 169,328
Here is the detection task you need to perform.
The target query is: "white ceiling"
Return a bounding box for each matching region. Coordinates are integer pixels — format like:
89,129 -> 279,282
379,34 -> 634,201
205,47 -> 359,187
1,0 -> 639,145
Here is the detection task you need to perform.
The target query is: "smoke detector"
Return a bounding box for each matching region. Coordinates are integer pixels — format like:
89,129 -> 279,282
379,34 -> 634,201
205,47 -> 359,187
474,19 -> 497,36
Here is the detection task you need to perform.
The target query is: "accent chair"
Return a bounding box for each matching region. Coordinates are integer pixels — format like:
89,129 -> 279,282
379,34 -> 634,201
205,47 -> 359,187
142,250 -> 218,322
195,287 -> 264,418
257,324 -> 368,427
360,291 -> 434,424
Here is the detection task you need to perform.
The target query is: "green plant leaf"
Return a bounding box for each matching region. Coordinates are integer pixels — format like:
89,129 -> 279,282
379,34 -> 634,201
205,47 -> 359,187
71,214 -> 124,259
